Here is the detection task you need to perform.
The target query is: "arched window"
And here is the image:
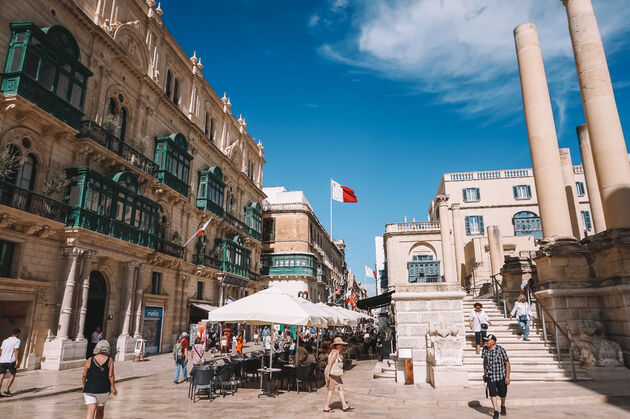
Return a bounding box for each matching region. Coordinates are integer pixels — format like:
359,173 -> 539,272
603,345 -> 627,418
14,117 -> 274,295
2,23 -> 92,129
513,211 -> 542,239
18,154 -> 37,190
165,70 -> 172,98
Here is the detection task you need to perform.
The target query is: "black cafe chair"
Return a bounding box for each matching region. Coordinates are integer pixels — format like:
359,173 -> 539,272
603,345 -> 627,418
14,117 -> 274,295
190,367 -> 214,403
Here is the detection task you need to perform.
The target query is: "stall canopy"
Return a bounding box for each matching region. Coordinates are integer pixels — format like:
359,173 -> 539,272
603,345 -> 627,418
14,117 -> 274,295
207,287 -> 327,327
191,303 -> 219,313
356,291 -> 393,310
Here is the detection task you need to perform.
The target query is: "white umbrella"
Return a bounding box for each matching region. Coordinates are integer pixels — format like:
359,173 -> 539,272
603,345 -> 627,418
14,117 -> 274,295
331,306 -> 358,327
315,303 -> 344,326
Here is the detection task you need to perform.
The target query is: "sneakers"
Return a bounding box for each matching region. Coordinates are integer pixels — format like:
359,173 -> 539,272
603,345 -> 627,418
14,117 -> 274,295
493,411 -> 499,419
523,338 -> 530,341
1,391 -> 12,397
501,405 -> 506,416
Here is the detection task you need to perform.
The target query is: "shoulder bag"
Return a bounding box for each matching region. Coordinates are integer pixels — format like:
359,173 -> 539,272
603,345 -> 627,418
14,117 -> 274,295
329,351 -> 344,376
475,312 -> 489,330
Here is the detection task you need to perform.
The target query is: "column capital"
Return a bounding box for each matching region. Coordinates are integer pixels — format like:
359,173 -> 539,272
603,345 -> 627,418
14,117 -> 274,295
436,194 -> 450,207
121,260 -> 139,271
62,247 -> 84,258
84,250 -> 97,260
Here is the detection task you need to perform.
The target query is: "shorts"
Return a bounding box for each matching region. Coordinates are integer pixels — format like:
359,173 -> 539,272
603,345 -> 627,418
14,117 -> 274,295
0,362 -> 16,375
487,379 -> 507,398
84,392 -> 109,406
327,375 -> 343,390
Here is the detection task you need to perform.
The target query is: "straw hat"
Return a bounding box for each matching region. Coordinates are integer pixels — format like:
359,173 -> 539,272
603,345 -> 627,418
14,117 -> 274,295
332,337 -> 348,346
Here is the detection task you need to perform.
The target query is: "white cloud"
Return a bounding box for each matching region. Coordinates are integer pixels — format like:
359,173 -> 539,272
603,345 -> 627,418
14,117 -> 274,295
318,0 -> 630,126
308,14 -> 320,28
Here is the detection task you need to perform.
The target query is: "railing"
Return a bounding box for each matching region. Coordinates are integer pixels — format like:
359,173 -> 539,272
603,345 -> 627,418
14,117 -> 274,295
155,237 -> 185,259
445,168 -> 532,182
249,271 -> 261,282
223,211 -> 250,235
490,275 -> 508,318
78,121 -> 158,177
536,297 -> 577,381
156,170 -> 189,197
0,180 -> 70,223
221,259 -> 250,278
386,221 -> 440,233
573,165 -> 584,175
192,253 -> 222,270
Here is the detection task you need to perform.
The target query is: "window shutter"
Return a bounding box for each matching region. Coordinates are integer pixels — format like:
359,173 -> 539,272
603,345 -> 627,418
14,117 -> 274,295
462,188 -> 467,201
479,216 -> 485,234
526,185 -> 531,198
513,186 -> 517,199
465,216 -> 471,235
475,188 -> 480,201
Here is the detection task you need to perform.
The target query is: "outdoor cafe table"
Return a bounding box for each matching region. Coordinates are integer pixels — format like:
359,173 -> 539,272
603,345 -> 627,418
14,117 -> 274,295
258,368 -> 282,398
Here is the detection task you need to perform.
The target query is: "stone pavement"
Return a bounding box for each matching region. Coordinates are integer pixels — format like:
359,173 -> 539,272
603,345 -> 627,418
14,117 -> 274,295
1,347 -> 630,418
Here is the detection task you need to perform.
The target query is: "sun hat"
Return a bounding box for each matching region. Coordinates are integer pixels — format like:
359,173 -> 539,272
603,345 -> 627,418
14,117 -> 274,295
93,339 -> 111,355
332,337 -> 348,345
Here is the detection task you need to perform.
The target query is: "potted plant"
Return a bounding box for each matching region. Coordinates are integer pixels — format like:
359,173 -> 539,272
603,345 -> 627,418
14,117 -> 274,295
0,146 -> 19,181
171,230 -> 183,245
42,168 -> 71,201
101,113 -> 120,134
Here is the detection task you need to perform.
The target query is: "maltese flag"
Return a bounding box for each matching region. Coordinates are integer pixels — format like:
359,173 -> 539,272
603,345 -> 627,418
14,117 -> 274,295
365,265 -> 376,279
331,179 -> 358,203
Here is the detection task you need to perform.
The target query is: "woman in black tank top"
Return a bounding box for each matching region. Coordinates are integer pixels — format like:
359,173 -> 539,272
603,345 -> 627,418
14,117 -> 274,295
82,340 -> 117,419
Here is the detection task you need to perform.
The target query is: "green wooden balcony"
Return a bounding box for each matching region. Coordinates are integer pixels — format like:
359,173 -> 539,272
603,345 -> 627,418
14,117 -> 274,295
156,170 -> 189,197
155,237 -> 184,259
192,253 -> 222,270
223,211 -> 261,241
261,253 -> 317,277
221,259 -> 250,278
78,121 -> 158,177
0,179 -> 70,224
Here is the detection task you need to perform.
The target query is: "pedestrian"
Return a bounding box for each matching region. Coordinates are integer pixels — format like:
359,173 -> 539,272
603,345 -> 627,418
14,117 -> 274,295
0,328 -> 21,397
363,330 -> 371,359
263,329 -> 272,353
323,337 -> 352,412
469,302 -> 491,354
173,332 -> 189,384
87,326 -> 102,359
481,334 -> 510,418
191,337 -> 205,367
236,333 -> 244,355
253,328 -> 259,345
509,294 -> 533,341
370,329 -> 377,358
82,339 -> 117,419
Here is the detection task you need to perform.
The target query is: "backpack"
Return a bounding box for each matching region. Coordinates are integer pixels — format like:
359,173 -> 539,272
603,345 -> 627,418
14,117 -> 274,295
173,339 -> 184,361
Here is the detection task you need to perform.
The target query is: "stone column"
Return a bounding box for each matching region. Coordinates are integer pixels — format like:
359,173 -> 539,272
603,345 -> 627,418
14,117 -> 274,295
76,251 -> 96,341
57,248 -> 84,339
576,124 -> 606,233
559,148 -> 584,239
120,261 -> 138,336
487,226 -> 504,279
436,195 -> 456,283
219,282 -> 225,306
451,204 -> 466,286
562,0 -> 630,229
514,22 -> 574,238
133,264 -> 146,338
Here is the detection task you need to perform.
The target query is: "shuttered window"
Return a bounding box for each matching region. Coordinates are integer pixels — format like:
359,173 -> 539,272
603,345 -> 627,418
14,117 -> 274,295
513,184 -> 532,199
465,215 -> 484,235
462,188 -> 480,202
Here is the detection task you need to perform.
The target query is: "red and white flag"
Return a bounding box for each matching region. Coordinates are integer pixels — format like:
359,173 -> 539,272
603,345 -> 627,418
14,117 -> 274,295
364,265 -> 376,279
331,179 -> 358,203
183,217 -> 212,246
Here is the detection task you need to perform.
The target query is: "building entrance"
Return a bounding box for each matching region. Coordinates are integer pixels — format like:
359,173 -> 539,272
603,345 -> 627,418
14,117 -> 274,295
84,271 -> 107,356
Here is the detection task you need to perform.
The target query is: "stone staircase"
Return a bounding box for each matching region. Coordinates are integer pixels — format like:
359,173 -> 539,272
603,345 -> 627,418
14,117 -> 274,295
462,296 -> 590,382
373,357 -> 397,380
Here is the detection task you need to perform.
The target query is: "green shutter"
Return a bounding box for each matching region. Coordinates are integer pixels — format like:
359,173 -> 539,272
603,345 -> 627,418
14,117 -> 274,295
513,186 -> 517,199
465,216 -> 471,235
526,185 -> 531,198
479,216 -> 485,234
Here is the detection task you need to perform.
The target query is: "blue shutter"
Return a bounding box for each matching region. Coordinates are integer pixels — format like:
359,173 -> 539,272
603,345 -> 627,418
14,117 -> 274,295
513,186 -> 518,199
474,188 -> 480,201
465,216 -> 471,235
462,188 -> 467,202
479,216 -> 484,234
526,185 -> 531,198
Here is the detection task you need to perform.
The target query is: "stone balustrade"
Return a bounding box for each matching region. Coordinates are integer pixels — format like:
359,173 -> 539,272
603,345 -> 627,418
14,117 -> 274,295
386,221 -> 440,233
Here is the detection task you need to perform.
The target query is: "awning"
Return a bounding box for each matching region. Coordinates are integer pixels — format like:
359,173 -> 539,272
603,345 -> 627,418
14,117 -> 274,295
191,303 -> 218,313
356,291 -> 393,310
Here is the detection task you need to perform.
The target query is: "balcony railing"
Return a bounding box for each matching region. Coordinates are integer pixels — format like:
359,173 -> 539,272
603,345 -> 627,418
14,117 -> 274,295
221,259 -> 250,278
156,170 -> 189,197
223,211 -> 250,235
386,221 -> 440,233
445,168 -> 532,182
249,271 -> 261,282
155,237 -> 185,259
192,253 -> 222,270
0,180 -> 70,223
78,121 -> 158,177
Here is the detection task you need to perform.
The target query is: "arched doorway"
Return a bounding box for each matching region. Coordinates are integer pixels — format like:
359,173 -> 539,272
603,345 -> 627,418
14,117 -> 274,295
84,271 -> 107,343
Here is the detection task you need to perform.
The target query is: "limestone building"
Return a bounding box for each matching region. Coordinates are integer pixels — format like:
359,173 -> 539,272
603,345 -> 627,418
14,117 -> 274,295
261,186 -> 347,303
0,0 -> 265,370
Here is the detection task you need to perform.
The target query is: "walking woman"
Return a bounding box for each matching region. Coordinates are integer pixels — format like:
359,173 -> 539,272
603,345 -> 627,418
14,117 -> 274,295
509,294 -> 534,341
82,340 -> 117,419
469,302 -> 491,354
323,337 -> 352,412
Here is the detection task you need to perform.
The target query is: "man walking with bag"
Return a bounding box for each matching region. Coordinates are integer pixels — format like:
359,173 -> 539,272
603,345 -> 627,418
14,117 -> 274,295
482,334 -> 510,418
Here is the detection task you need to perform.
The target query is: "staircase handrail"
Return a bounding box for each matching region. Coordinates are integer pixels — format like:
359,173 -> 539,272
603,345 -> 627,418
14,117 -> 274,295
535,297 -> 577,381
490,275 -> 508,318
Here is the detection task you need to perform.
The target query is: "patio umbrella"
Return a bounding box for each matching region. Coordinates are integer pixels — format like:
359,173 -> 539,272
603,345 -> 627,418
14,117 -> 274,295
315,303 -> 344,327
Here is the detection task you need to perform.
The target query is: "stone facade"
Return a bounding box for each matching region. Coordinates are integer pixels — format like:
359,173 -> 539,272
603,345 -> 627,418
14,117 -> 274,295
261,187 -> 347,303
0,0 -> 265,369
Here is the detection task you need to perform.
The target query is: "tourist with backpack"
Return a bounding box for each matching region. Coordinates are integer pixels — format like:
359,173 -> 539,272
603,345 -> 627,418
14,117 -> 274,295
173,332 -> 189,384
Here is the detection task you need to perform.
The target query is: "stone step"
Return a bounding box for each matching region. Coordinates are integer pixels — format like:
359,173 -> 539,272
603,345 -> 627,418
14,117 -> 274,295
467,372 -> 591,382
464,348 -> 566,356
373,371 -> 396,379
462,342 -> 556,351
463,358 -> 574,366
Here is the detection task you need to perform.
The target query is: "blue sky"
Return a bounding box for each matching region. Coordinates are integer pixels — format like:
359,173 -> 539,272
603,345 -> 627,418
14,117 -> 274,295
162,1 -> 630,297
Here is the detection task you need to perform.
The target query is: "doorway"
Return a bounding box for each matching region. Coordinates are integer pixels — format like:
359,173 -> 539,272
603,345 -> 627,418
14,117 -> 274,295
84,271 -> 107,342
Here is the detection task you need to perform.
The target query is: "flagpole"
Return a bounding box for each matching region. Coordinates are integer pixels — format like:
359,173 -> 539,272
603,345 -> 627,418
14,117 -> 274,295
330,178 -> 333,239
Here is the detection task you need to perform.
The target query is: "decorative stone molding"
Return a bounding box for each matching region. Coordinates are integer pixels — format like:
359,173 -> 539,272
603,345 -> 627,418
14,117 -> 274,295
567,320 -> 624,367
426,322 -> 463,367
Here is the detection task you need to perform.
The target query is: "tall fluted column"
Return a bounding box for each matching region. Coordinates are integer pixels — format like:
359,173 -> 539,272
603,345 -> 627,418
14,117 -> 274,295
57,248 -> 84,339
576,124 -> 606,233
437,195 -> 456,283
559,148 -> 584,239
487,226 -> 504,279
76,251 -> 96,341
133,264 -> 146,338
562,0 -> 630,228
120,261 -> 138,336
514,22 -> 574,238
451,204 -> 466,286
